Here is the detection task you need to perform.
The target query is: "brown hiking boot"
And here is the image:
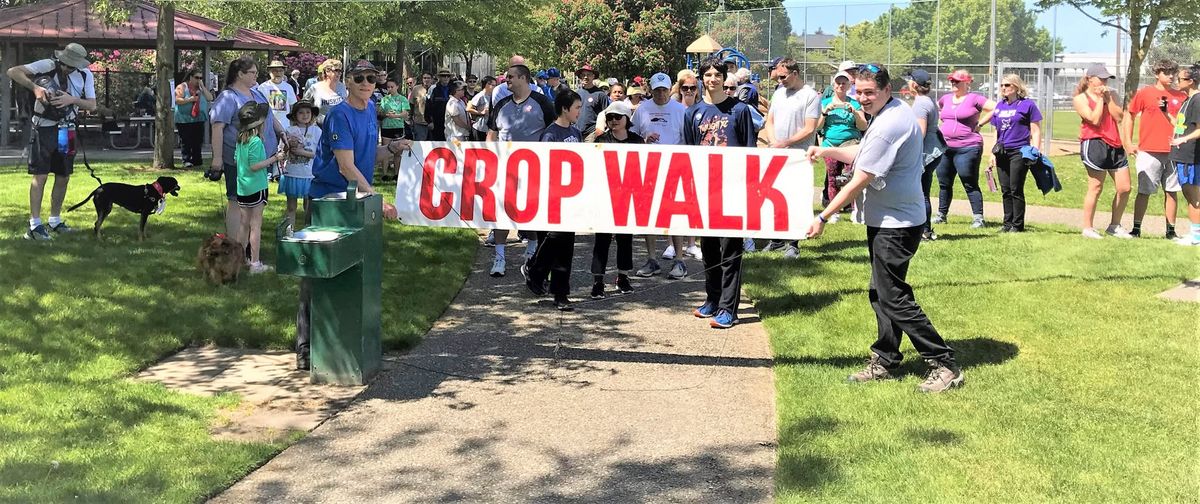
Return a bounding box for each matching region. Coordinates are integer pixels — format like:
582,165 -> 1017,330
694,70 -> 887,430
917,359 -> 964,393
848,354 -> 894,383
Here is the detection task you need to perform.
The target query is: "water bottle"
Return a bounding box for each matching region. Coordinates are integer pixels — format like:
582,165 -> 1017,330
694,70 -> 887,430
56,124 -> 68,154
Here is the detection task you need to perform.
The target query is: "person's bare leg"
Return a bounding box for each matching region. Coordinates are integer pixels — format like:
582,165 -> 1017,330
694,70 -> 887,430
239,206 -> 253,264
643,235 -> 657,259
285,197 -> 298,227
1132,192 -> 1150,225
1082,169 -> 1105,230
29,174 -> 48,222
671,236 -> 686,257
226,199 -> 241,238
49,174 -> 70,217
1164,191 -> 1179,226
1109,169 -> 1132,227
249,206 -> 264,264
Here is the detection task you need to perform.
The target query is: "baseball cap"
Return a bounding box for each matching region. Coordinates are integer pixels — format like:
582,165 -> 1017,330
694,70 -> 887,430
768,57 -> 784,70
536,70 -> 548,80
833,71 -> 852,82
1085,63 -> 1114,79
838,60 -> 857,72
546,67 -> 562,78
577,64 -> 596,76
601,100 -> 633,119
348,60 -> 377,74
649,72 -> 671,90
905,68 -> 932,86
948,69 -> 973,82
723,55 -> 738,64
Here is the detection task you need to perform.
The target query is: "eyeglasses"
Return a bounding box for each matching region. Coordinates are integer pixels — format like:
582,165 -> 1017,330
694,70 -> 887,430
724,85 -> 737,91
680,85 -> 698,92
605,114 -> 625,122
350,74 -> 377,84
1181,77 -> 1194,82
1000,83 -> 1014,88
328,69 -> 343,74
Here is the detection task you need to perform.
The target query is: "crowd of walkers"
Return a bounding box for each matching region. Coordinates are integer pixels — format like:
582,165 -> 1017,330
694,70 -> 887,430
13,42 -> 1198,392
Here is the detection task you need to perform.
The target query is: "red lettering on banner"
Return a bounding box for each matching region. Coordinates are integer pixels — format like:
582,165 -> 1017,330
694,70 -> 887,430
461,148 -> 498,221
655,153 -> 703,229
419,147 -> 456,220
547,149 -> 584,224
746,154 -> 789,231
504,148 -> 540,223
706,154 -> 742,230
604,151 -> 660,226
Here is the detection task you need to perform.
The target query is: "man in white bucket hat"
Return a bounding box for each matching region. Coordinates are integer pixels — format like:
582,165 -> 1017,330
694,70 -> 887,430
6,43 -> 97,240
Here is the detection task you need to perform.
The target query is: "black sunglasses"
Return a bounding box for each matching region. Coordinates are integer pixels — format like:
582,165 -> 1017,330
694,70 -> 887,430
1000,83 -> 1014,88
350,74 -> 377,84
680,85 -> 698,92
723,85 -> 737,90
605,113 -> 625,122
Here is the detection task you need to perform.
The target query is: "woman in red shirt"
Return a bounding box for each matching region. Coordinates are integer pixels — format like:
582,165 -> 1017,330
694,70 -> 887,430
1073,64 -> 1132,239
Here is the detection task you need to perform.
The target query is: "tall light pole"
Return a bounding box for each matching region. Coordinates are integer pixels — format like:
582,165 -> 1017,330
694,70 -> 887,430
989,0 -> 997,95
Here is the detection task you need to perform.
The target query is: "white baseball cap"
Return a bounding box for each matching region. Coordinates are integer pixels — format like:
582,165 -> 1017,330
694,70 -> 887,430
601,100 -> 634,119
838,60 -> 857,72
649,72 -> 671,90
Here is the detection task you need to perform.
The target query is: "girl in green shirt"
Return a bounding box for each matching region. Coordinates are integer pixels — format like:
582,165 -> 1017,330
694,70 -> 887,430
234,102 -> 281,274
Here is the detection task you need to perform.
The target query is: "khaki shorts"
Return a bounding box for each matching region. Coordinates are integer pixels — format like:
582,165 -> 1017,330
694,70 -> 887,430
1135,151 -> 1181,194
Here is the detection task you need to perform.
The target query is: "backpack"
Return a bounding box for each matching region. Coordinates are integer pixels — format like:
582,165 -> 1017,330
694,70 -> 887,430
26,60 -> 88,123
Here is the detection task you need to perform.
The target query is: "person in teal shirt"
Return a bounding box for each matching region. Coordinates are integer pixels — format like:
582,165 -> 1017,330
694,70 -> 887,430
174,70 -> 213,167
234,102 -> 280,274
818,71 -> 868,206
379,78 -> 410,140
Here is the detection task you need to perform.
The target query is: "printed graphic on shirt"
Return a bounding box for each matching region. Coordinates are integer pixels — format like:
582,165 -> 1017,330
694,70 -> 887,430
267,89 -> 288,112
996,108 -> 1016,133
696,113 -> 730,146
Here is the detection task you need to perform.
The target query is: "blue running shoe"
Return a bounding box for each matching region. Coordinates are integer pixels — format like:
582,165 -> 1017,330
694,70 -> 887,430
693,301 -> 717,318
709,309 -> 738,329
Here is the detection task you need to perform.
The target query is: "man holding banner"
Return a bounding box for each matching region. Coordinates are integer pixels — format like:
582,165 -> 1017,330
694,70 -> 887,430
686,57 -> 758,329
806,63 -> 963,393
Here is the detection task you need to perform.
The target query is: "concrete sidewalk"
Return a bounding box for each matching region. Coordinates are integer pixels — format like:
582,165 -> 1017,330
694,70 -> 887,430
212,236 -> 776,503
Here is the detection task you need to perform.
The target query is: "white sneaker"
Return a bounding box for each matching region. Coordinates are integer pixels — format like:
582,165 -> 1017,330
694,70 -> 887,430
1176,235 -> 1200,246
661,244 -> 676,260
249,262 -> 273,274
490,254 -> 506,277
1105,225 -> 1133,239
1081,228 -> 1104,239
828,213 -> 841,224
684,244 -> 703,260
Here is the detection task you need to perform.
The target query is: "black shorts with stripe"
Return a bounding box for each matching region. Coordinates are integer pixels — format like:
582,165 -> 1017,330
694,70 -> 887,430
1080,138 -> 1128,171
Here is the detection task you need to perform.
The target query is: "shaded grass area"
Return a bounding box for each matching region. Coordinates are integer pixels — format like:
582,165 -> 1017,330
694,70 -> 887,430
744,219 -> 1199,502
0,162 -> 475,501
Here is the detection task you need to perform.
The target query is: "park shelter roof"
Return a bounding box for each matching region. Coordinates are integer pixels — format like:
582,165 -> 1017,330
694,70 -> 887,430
0,0 -> 303,52
686,34 -> 723,54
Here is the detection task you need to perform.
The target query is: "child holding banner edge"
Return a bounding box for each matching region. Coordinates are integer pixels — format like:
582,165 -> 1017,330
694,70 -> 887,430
685,57 -> 757,329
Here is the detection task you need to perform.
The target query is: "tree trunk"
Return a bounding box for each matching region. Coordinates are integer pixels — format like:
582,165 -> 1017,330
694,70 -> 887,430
395,37 -> 407,82
153,2 -> 176,169
461,51 -> 473,77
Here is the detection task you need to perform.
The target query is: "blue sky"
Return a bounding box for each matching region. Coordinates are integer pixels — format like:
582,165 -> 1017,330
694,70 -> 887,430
777,0 -> 1121,55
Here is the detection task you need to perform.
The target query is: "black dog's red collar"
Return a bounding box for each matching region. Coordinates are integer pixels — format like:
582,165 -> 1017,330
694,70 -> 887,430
151,181 -> 165,197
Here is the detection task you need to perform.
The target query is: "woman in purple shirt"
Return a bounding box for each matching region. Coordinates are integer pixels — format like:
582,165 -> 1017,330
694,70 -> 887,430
985,74 -> 1042,232
935,69 -> 996,228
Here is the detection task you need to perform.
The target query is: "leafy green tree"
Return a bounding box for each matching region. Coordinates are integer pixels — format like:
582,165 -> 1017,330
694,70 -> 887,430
1038,0 -> 1200,99
534,0 -> 704,80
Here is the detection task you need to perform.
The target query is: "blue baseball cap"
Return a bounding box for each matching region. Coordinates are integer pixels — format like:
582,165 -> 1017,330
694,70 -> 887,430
546,67 -> 562,78
536,70 -> 548,80
904,68 -> 931,87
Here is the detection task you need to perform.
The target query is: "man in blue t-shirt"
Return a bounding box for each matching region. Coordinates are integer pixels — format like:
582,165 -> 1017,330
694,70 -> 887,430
298,60 -> 411,371
685,57 -> 756,330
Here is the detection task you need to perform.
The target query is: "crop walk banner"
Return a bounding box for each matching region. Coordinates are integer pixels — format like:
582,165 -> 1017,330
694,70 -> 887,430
395,141 -> 813,239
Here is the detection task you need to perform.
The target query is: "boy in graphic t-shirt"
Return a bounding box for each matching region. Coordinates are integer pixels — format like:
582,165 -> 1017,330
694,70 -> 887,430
684,57 -> 756,330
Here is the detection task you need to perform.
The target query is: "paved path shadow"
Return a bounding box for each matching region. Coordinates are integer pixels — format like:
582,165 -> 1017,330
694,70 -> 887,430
212,234 -> 777,503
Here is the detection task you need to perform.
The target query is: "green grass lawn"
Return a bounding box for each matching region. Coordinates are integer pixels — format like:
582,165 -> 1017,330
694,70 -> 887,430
0,162 -> 476,502
744,219 -> 1199,502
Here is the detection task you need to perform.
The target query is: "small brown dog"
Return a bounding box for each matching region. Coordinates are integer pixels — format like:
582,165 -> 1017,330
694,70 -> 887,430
197,233 -> 243,285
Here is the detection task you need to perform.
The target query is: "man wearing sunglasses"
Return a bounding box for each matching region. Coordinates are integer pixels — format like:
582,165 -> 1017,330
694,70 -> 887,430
7,42 -> 96,240
762,58 -> 820,257
807,63 -> 963,393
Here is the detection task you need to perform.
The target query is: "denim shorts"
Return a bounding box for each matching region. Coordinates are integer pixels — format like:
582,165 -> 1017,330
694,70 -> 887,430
1177,163 -> 1198,186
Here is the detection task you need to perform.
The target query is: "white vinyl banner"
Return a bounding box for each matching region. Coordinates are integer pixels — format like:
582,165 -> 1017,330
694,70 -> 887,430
394,141 -> 813,240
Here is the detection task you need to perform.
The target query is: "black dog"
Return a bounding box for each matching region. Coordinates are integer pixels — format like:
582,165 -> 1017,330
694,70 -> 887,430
67,176 -> 180,240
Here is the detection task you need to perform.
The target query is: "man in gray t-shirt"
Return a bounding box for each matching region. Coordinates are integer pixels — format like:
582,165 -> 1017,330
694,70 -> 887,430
806,63 -> 963,394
